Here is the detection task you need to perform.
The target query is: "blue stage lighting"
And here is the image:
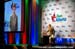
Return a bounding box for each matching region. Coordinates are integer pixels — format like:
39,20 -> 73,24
71,38 -> 74,43
67,38 -> 71,44
55,38 -> 63,45
4,33 -> 8,44
15,33 -> 20,44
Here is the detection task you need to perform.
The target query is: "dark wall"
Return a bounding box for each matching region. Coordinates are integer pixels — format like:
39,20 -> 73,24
0,0 -> 11,46
0,1 -> 5,49
0,1 -> 4,44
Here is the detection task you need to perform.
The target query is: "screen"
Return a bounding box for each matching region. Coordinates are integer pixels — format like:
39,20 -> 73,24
4,0 -> 21,32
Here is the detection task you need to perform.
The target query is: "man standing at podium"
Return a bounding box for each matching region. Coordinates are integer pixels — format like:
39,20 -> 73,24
43,24 -> 55,45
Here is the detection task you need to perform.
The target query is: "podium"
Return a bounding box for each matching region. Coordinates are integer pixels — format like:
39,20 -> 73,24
43,36 -> 49,45
42,32 -> 49,45
43,32 -> 55,45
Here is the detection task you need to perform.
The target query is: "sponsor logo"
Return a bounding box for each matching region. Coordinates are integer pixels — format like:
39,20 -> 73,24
51,13 -> 67,22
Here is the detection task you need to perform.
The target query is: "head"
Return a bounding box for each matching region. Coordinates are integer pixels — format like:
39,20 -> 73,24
48,24 -> 51,28
21,45 -> 27,49
48,24 -> 52,30
13,46 -> 18,49
11,3 -> 16,12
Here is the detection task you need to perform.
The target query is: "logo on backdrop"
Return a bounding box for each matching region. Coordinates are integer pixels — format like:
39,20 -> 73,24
51,13 -> 67,22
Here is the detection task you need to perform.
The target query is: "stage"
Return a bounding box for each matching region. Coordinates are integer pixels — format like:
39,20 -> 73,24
32,46 -> 74,49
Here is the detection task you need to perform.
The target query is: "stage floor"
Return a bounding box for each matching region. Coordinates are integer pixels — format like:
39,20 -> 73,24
32,46 -> 74,49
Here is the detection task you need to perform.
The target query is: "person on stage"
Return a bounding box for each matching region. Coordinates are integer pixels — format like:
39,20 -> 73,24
47,24 -> 55,38
42,24 -> 55,45
47,24 -> 55,44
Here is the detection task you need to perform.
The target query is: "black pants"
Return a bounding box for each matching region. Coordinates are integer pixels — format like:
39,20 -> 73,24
51,38 -> 55,46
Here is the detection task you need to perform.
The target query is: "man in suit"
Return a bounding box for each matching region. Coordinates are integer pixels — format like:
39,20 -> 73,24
10,3 -> 18,31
